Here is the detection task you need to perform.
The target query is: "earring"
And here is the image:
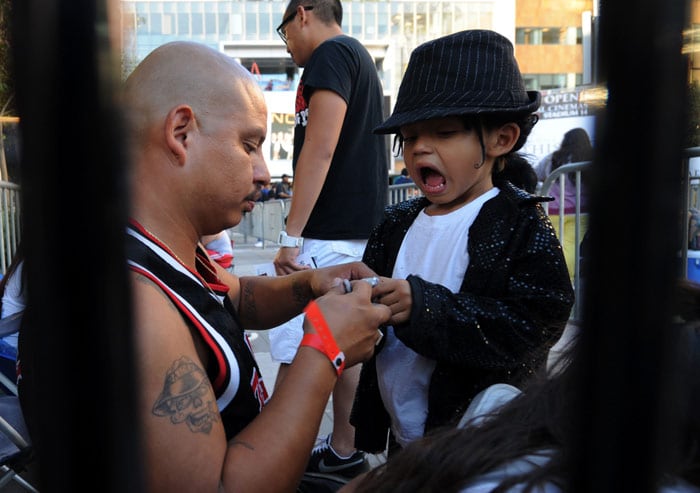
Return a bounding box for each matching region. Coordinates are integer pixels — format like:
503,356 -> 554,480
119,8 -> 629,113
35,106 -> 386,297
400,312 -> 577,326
474,160 -> 484,169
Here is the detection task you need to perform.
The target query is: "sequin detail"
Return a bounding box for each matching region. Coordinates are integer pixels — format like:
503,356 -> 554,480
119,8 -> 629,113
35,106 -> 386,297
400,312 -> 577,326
352,182 -> 575,453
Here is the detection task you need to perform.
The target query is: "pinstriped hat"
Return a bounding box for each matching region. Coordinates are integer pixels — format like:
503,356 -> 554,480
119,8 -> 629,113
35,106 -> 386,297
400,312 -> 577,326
374,30 -> 540,134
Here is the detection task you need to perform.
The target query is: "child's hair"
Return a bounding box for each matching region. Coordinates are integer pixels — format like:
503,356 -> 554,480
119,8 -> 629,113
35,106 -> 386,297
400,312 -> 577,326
494,153 -> 538,193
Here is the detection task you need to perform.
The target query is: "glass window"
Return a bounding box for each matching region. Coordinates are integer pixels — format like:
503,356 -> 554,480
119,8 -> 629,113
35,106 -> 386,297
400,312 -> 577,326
151,13 -> 162,34
541,28 -> 565,44
377,2 -> 389,37
163,2 -> 175,14
192,13 -> 203,35
205,12 -> 216,34
178,13 -> 190,35
258,12 -> 270,39
245,12 -> 257,38
517,27 -> 583,45
365,5 -> 376,38
351,9 -> 363,37
218,13 -> 230,36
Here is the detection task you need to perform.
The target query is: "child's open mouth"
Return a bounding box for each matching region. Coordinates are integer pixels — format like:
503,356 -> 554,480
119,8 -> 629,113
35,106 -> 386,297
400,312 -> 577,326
420,167 -> 447,194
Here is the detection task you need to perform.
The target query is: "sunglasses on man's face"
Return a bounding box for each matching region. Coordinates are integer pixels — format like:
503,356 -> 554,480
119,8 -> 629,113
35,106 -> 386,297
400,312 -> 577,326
276,5 -> 314,44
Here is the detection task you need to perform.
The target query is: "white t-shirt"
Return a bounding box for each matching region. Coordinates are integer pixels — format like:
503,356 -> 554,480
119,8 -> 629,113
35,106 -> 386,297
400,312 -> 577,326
376,188 -> 499,447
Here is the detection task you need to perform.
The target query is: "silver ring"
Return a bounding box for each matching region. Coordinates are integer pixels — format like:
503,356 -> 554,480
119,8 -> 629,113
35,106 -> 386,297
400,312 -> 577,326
343,279 -> 352,294
362,276 -> 379,287
375,329 -> 384,346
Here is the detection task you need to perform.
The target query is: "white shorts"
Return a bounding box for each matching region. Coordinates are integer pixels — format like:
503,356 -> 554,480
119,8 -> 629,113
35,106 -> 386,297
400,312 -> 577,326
268,238 -> 367,363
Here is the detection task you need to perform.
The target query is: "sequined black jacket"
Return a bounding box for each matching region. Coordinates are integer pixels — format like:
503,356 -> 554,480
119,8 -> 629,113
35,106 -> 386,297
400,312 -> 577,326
351,182 -> 575,453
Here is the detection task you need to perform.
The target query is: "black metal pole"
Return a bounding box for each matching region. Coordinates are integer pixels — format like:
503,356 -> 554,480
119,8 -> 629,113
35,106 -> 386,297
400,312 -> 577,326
571,0 -> 691,491
12,1 -> 143,490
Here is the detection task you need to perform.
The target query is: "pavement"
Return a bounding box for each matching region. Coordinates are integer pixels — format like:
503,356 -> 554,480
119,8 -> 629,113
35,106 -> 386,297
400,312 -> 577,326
228,230 -> 388,470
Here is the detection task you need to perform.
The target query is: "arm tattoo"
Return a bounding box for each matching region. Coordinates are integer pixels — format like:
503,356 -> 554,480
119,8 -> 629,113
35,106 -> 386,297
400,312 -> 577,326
152,356 -> 221,434
291,277 -> 308,311
240,280 -> 257,320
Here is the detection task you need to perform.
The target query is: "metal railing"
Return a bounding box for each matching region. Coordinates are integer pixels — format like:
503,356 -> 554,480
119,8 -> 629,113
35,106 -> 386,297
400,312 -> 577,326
540,160 -> 591,322
0,181 -> 21,274
231,183 -> 423,247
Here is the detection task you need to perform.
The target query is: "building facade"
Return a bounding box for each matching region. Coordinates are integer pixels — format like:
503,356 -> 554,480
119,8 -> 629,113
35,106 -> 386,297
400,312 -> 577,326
120,0 -> 596,173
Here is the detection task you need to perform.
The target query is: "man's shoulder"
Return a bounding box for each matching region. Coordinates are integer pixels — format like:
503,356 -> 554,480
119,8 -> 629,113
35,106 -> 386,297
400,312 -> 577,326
317,35 -> 370,60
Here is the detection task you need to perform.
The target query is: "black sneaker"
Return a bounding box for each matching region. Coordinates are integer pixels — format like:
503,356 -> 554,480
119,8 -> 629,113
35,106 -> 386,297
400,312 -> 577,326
305,434 -> 370,479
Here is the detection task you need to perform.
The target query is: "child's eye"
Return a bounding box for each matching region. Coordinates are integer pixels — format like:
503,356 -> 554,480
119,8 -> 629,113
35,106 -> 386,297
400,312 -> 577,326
437,129 -> 460,138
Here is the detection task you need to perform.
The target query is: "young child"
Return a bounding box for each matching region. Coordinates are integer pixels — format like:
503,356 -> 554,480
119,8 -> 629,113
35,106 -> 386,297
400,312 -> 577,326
350,30 -> 575,455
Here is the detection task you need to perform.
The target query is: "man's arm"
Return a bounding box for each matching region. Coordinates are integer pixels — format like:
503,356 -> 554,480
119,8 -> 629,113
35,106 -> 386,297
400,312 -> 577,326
218,258 -> 378,330
274,89 -> 348,275
133,272 -> 390,492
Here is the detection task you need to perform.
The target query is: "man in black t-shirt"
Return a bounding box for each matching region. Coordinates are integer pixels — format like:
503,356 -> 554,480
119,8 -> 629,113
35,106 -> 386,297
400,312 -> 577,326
271,0 -> 388,479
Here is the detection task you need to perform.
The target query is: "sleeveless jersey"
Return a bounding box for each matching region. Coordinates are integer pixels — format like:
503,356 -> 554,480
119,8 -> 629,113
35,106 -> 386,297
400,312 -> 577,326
126,221 -> 269,439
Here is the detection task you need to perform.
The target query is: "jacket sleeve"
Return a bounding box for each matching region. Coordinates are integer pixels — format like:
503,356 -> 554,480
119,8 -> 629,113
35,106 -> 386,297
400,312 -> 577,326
395,204 -> 574,370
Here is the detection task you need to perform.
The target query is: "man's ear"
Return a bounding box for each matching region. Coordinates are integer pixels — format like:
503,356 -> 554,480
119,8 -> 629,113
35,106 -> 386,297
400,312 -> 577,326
164,105 -> 196,166
490,122 -> 520,157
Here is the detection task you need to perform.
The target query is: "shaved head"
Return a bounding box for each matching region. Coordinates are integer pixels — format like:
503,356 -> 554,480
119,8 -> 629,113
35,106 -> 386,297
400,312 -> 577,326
124,42 -> 258,142
124,41 -> 271,240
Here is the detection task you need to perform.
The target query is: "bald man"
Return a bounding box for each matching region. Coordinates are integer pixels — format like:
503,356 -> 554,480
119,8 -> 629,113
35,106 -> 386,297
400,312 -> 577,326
122,42 -> 390,492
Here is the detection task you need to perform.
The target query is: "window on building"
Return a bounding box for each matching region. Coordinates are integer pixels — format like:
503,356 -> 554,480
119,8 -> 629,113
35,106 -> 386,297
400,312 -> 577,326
177,13 -> 190,35
205,13 -> 216,34
523,73 -> 583,90
516,27 -> 583,45
192,13 -> 203,35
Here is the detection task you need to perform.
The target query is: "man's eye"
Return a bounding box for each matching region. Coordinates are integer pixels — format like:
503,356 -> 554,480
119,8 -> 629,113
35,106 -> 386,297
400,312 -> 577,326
402,136 -> 416,144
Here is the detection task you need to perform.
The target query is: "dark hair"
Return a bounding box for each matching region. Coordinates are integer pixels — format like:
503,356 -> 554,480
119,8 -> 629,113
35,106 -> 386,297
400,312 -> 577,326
284,0 -> 342,26
551,127 -> 593,172
494,154 -> 538,193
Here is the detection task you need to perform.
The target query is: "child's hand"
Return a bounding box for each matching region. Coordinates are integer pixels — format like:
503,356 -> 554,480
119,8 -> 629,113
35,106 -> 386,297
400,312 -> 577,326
372,277 -> 412,325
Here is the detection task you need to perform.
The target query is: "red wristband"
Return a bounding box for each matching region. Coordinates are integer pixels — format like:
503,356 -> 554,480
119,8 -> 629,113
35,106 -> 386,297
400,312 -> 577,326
302,301 -> 346,376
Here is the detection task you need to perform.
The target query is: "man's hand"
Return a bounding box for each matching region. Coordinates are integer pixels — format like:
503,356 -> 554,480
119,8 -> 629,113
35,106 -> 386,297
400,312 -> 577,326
308,261 -> 378,297
274,246 -> 310,275
309,280 -> 391,367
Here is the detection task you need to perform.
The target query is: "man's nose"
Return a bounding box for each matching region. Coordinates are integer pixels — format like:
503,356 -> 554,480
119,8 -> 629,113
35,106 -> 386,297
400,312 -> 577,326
253,155 -> 271,186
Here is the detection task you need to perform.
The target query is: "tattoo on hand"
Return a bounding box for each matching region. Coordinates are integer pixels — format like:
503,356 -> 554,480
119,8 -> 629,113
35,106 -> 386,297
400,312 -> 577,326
152,356 -> 220,434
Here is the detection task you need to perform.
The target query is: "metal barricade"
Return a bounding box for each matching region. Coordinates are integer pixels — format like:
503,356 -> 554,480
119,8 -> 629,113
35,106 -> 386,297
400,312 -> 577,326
387,182 -> 421,205
230,199 -> 291,248
539,160 -> 591,322
0,181 -> 20,274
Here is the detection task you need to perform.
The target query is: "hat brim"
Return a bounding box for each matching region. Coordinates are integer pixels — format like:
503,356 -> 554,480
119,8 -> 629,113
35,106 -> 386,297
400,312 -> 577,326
374,91 -> 541,135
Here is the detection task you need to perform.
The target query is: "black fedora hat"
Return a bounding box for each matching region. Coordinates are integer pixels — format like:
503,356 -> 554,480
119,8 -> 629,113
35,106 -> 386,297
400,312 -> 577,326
375,29 -> 540,135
